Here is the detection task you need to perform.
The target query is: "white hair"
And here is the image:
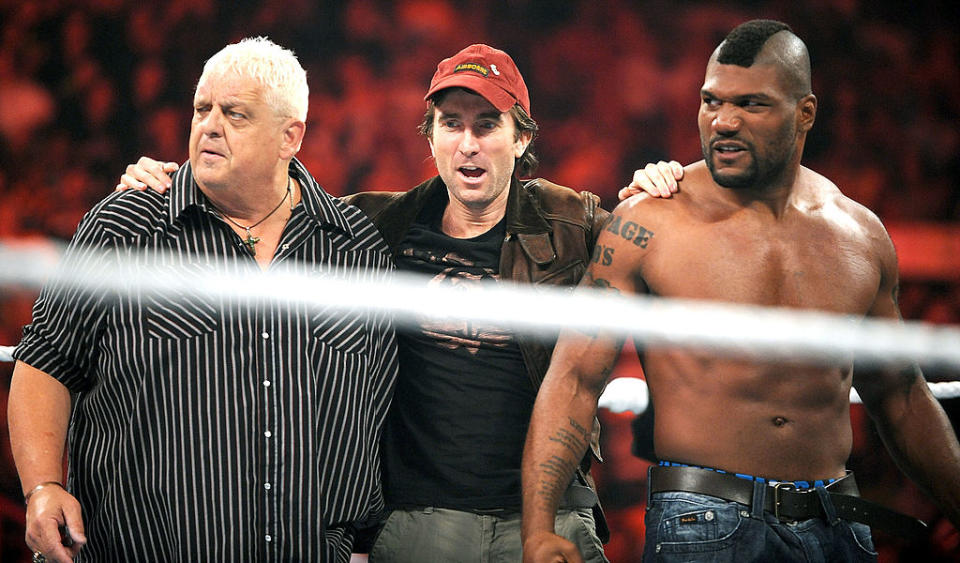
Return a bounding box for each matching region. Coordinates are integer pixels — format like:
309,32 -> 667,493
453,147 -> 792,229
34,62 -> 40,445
198,36 -> 309,121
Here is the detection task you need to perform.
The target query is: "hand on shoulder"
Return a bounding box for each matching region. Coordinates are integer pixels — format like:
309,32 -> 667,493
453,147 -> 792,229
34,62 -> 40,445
115,157 -> 179,194
619,160 -> 685,201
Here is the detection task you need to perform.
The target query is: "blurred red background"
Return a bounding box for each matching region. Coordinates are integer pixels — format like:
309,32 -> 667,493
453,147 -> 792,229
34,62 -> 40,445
0,1 -> 957,561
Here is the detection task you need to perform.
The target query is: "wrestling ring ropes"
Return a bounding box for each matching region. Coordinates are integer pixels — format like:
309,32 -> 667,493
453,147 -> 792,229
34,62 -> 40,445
1,242 -> 958,412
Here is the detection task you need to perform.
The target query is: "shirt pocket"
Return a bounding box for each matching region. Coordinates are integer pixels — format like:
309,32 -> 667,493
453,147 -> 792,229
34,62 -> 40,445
143,292 -> 220,339
141,261 -> 221,340
310,307 -> 369,356
533,259 -> 585,287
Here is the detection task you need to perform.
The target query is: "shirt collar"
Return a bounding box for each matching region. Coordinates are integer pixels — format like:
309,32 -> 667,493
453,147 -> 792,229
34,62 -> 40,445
167,158 -> 355,237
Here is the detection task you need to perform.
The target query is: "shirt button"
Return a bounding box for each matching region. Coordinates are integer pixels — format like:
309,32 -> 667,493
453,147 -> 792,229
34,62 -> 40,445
281,244 -> 290,250
263,380 -> 271,387
264,483 -> 272,490
265,535 -> 272,542
264,430 -> 272,438
261,332 -> 270,339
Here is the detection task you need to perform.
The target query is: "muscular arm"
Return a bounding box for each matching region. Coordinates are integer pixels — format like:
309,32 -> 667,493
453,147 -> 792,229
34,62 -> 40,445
522,205 -> 650,562
853,230 -> 960,528
9,361 -> 86,560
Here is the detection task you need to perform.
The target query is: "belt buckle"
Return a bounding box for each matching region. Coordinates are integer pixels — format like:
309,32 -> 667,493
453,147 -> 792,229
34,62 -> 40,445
772,482 -> 795,521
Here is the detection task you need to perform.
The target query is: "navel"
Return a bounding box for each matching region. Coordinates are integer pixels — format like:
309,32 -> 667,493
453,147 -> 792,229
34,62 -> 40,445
772,416 -> 789,427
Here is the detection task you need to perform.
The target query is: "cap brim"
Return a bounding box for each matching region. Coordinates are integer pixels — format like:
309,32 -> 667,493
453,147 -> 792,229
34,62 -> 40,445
424,74 -> 517,113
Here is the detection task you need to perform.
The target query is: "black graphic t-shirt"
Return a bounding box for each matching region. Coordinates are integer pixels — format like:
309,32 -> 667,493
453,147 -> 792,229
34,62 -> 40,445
383,197 -> 534,511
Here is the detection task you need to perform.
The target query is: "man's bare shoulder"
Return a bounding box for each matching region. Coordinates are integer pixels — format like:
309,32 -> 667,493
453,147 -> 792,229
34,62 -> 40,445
614,161 -> 711,222
598,168 -> 702,262
800,167 -> 889,242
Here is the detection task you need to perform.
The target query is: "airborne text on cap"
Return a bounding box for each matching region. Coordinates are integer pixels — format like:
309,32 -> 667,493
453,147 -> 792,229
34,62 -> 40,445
454,62 -> 489,77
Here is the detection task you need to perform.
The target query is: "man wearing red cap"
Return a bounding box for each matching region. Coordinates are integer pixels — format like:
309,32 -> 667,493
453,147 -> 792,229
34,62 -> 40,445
346,43 -> 610,562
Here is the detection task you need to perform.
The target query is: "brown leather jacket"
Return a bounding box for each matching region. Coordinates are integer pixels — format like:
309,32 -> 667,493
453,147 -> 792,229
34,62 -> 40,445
343,174 -> 610,539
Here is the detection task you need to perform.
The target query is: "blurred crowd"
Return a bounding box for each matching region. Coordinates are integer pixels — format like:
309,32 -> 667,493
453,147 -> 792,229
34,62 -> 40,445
0,0 -> 957,560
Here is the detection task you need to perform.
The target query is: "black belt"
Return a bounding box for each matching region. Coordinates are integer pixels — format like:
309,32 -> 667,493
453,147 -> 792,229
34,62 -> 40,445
649,465 -> 928,540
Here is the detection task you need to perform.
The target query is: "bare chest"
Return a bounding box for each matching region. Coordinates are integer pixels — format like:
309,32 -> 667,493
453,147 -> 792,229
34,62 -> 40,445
641,217 -> 881,314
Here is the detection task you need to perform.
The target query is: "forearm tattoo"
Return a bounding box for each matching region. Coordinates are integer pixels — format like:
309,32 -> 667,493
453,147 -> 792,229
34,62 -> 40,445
536,417 -> 592,506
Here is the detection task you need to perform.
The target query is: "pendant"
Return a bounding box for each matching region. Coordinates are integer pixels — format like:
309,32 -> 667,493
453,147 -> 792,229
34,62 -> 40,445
242,233 -> 261,256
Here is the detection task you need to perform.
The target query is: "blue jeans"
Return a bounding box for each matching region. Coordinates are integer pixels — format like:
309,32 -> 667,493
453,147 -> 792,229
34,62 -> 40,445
643,491 -> 877,562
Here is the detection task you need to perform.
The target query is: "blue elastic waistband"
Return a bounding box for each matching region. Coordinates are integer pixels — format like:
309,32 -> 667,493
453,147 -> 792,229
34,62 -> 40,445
658,460 -> 838,490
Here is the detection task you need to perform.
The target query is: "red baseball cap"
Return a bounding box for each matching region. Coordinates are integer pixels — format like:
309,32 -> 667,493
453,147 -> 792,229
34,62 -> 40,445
424,44 -> 531,116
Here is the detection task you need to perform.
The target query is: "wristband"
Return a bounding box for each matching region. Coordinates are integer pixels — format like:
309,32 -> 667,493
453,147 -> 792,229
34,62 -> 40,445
24,481 -> 64,506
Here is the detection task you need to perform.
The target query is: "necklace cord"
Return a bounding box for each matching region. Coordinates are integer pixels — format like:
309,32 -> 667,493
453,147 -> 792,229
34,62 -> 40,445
210,177 -> 292,256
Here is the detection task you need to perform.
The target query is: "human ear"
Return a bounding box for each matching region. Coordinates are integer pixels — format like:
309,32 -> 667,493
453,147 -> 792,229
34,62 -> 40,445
797,94 -> 817,133
514,130 -> 532,159
280,119 -> 306,158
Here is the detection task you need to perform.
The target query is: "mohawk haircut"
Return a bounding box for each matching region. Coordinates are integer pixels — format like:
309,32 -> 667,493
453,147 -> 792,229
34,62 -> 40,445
717,20 -> 793,67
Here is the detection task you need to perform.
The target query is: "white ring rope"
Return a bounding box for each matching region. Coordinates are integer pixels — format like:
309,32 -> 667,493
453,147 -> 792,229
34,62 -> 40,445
597,377 -> 960,414
1,243 -> 959,412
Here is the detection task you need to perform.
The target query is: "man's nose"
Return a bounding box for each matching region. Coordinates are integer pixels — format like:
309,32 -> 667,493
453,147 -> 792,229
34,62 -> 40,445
458,129 -> 480,156
713,103 -> 742,133
200,108 -> 224,137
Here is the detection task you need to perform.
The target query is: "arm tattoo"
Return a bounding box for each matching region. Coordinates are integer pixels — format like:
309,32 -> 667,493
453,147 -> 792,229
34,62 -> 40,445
536,417 -> 592,505
605,214 -> 654,248
567,416 -> 591,442
537,455 -> 577,505
591,277 -> 619,293
583,271 -> 620,294
590,243 -> 615,266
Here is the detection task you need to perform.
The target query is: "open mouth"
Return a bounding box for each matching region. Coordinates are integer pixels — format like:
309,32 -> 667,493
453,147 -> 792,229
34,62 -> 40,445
459,165 -> 486,178
713,143 -> 746,155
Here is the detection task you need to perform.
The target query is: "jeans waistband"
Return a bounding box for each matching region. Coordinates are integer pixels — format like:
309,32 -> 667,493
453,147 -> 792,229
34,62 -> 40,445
658,460 -> 837,490
648,464 -> 928,540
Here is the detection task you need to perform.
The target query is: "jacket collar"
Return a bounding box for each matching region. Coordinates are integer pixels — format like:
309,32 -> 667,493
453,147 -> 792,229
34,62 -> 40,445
505,177 -> 556,266
374,174 -> 553,242
505,176 -> 551,235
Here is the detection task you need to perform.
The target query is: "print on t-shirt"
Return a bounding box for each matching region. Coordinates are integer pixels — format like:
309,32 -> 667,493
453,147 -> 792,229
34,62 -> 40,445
399,247 -> 511,354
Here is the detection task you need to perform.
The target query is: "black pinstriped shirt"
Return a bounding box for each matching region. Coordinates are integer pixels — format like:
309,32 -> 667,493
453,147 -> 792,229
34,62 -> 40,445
15,159 -> 398,562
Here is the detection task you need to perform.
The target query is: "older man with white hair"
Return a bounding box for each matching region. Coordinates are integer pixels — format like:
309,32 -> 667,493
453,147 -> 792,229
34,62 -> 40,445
8,37 -> 397,562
